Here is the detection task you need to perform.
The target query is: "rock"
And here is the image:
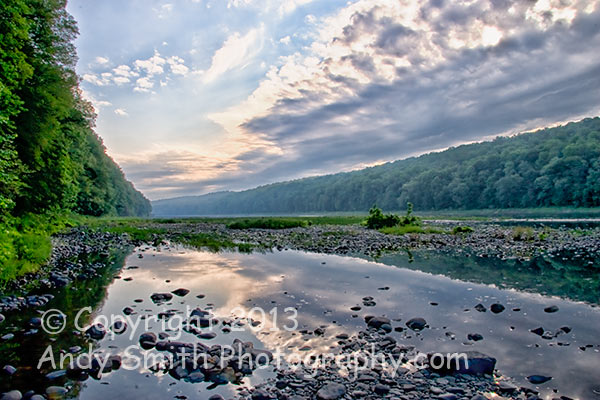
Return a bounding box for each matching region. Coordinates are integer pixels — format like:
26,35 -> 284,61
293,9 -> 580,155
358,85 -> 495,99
139,332 -> 157,349
467,333 -> 484,341
208,396 -> 224,400
544,305 -> 559,313
45,386 -> 68,400
0,390 -> 22,400
169,365 -> 189,380
560,326 -> 572,333
122,307 -> 135,315
29,317 -> 42,328
45,370 -> 66,380
196,294 -> 206,299
530,327 -> 544,336
85,324 -> 106,340
429,351 -> 496,375
172,288 -> 190,297
198,332 -> 217,340
527,375 -> 552,384
490,303 -> 505,314
497,381 -> 517,393
2,365 -> 17,375
150,293 -> 173,304
111,320 -> 127,334
474,303 -> 486,312
1,334 -> 14,341
0,314 -> 4,323
367,316 -> 391,329
251,390 -> 273,400
374,384 -> 390,395
316,382 -> 346,400
406,317 -> 427,331
437,394 -> 458,400
186,371 -> 205,383
108,355 -> 122,369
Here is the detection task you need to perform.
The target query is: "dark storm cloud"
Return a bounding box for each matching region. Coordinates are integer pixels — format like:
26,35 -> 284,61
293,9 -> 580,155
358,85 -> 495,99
235,7 -> 600,189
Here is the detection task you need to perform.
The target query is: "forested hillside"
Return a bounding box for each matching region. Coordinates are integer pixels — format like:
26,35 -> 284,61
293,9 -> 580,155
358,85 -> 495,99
153,117 -> 600,216
1,0 -> 150,219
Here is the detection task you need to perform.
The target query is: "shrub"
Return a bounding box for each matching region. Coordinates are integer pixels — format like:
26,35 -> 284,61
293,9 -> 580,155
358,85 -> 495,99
365,206 -> 400,229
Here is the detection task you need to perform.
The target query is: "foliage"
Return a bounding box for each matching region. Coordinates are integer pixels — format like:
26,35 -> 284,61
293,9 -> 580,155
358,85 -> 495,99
152,118 -> 600,215
0,0 -> 150,219
365,206 -> 400,229
0,213 -> 72,283
227,218 -> 308,229
452,225 -> 474,234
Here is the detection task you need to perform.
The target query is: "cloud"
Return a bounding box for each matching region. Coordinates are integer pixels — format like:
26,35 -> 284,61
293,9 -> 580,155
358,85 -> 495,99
200,0 -> 600,197
95,56 -> 109,65
114,108 -> 129,116
202,27 -> 264,82
134,77 -> 154,92
279,35 -> 291,45
134,50 -> 166,76
167,56 -> 189,75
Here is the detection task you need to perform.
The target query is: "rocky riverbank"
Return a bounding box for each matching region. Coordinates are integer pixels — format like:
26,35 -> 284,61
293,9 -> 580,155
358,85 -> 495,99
148,220 -> 600,261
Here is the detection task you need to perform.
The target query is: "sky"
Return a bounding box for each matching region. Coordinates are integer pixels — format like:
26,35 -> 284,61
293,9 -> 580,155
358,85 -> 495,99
68,0 -> 600,200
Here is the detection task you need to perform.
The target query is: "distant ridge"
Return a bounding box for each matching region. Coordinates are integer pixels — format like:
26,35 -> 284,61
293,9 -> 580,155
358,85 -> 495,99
152,117 -> 600,216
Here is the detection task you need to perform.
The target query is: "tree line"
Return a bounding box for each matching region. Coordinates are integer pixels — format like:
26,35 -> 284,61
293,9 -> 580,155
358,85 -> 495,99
1,0 -> 150,220
153,117 -> 600,215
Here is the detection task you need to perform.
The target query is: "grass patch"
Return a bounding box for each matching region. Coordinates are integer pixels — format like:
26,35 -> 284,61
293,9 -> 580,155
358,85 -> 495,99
227,218 -> 308,230
512,226 -> 535,241
452,225 -> 474,234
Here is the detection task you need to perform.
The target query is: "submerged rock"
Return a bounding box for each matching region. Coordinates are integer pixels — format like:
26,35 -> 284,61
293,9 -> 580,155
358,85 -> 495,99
406,317 -> 427,331
172,288 -> 190,297
490,303 -> 505,314
429,351 -> 496,375
544,305 -> 559,313
150,293 -> 173,303
527,375 -> 552,384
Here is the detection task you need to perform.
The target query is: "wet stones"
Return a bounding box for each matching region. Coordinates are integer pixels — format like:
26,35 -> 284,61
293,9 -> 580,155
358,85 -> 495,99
490,303 -> 505,314
544,305 -> 559,313
45,386 -> 68,400
366,316 -> 390,330
474,303 -> 486,312
527,375 -> 552,384
0,391 -> 22,400
172,288 -> 190,297
85,324 -> 106,340
316,382 -> 346,400
150,293 -> 173,304
139,332 -> 158,349
2,365 -> 17,376
467,333 -> 484,341
406,317 -> 427,331
429,351 -> 496,375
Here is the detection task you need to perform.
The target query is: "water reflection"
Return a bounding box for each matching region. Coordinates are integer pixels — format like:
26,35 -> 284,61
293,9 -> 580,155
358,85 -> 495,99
1,246 -> 599,400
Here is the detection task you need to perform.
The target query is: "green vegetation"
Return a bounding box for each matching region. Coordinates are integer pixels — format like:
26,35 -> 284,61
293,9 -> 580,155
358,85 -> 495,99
0,1 -> 150,281
227,218 -> 308,229
452,225 -> 474,234
366,203 -> 424,233
153,118 -> 600,215
512,226 -> 535,241
0,213 -> 74,283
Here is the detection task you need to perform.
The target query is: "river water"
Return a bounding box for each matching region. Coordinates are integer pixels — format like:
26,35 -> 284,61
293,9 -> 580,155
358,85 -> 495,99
1,245 -> 599,399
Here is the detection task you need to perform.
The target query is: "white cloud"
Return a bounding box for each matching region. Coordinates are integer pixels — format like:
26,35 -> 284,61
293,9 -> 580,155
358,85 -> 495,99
134,77 -> 154,92
167,56 -> 189,76
95,56 -> 109,65
279,35 -> 291,45
114,108 -> 129,116
134,51 -> 166,76
82,73 -> 107,86
203,27 -> 263,82
156,3 -> 174,18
